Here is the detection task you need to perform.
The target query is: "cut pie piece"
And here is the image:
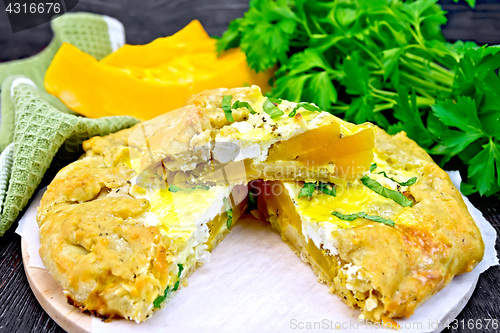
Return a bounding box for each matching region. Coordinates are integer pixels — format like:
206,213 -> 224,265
252,128 -> 484,321
139,86 -> 375,184
37,127 -> 248,322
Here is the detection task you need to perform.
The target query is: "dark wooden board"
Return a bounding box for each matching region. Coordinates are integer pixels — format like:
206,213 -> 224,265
1,1 -> 500,332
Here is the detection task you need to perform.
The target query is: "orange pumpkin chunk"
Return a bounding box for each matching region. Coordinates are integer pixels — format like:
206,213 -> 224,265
296,128 -> 374,166
267,122 -> 341,162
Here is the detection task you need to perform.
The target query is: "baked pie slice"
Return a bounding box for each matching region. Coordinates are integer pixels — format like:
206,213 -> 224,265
253,128 -> 484,321
139,86 -> 375,184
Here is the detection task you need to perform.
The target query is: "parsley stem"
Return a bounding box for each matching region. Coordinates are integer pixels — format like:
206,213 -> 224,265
400,58 -> 454,87
416,96 -> 436,106
408,28 -> 425,49
415,25 -> 426,47
404,53 -> 454,78
352,40 -> 384,68
370,92 -> 397,104
373,103 -> 395,112
297,12 -> 314,38
329,105 -> 350,112
310,16 -> 327,35
400,72 -> 451,92
370,86 -> 398,97
414,87 -> 434,99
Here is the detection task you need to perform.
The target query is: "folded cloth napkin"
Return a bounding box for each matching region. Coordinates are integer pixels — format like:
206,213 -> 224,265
0,78 -> 139,236
0,12 -> 125,152
0,13 -> 138,236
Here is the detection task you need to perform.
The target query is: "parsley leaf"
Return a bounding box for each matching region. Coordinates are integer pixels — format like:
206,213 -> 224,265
388,86 -> 435,149
289,102 -> 322,117
224,197 -> 233,228
169,184 -> 210,192
309,71 -> 338,109
219,0 -> 298,72
298,182 -> 336,198
378,171 -> 417,187
468,139 -> 500,195
454,0 -> 475,8
360,176 -> 413,207
331,211 -> 358,221
222,95 -> 234,122
216,18 -> 243,55
331,211 -> 395,227
298,183 -> 316,199
263,98 -> 284,119
220,0 -> 498,197
156,263 -> 185,307
432,97 -> 485,140
232,100 -> 256,114
316,183 -> 337,196
169,185 -> 181,193
173,263 -> 184,291
153,287 -> 170,308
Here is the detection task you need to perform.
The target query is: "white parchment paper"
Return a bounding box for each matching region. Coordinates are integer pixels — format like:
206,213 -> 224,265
16,172 -> 498,333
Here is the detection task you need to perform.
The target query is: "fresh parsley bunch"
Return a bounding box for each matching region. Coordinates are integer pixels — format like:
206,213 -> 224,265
217,0 -> 500,198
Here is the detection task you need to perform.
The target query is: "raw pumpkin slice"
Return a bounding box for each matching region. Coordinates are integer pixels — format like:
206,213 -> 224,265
44,21 -> 273,120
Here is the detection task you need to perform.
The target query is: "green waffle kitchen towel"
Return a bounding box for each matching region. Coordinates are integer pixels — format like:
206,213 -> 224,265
0,144 -> 14,218
0,12 -> 125,152
0,78 -> 139,236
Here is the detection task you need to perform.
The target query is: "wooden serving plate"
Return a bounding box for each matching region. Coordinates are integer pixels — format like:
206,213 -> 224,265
20,212 -> 486,333
22,238 -> 92,333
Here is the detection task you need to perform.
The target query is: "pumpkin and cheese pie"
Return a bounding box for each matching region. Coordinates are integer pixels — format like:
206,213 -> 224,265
252,128 -> 484,322
37,87 -> 484,324
37,126 -> 248,322
139,85 -> 375,184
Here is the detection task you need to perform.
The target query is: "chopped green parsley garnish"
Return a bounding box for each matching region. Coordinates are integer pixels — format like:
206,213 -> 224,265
360,176 -> 413,207
288,102 -> 322,117
224,197 -> 233,228
378,171 -> 417,187
331,211 -> 395,227
153,286 -> 170,308
153,264 -> 185,308
168,184 -> 181,192
232,100 -> 256,114
222,95 -> 234,122
169,184 -> 210,192
248,190 -> 257,208
369,163 -> 417,186
269,97 -> 282,104
298,183 -> 316,199
298,182 -> 336,199
173,264 -> 184,291
263,98 -> 284,119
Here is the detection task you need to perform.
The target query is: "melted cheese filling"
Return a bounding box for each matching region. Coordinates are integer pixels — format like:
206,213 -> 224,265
118,152 -> 240,298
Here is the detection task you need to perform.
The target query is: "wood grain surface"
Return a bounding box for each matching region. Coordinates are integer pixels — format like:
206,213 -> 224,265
1,1 -> 500,333
21,239 -> 91,333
